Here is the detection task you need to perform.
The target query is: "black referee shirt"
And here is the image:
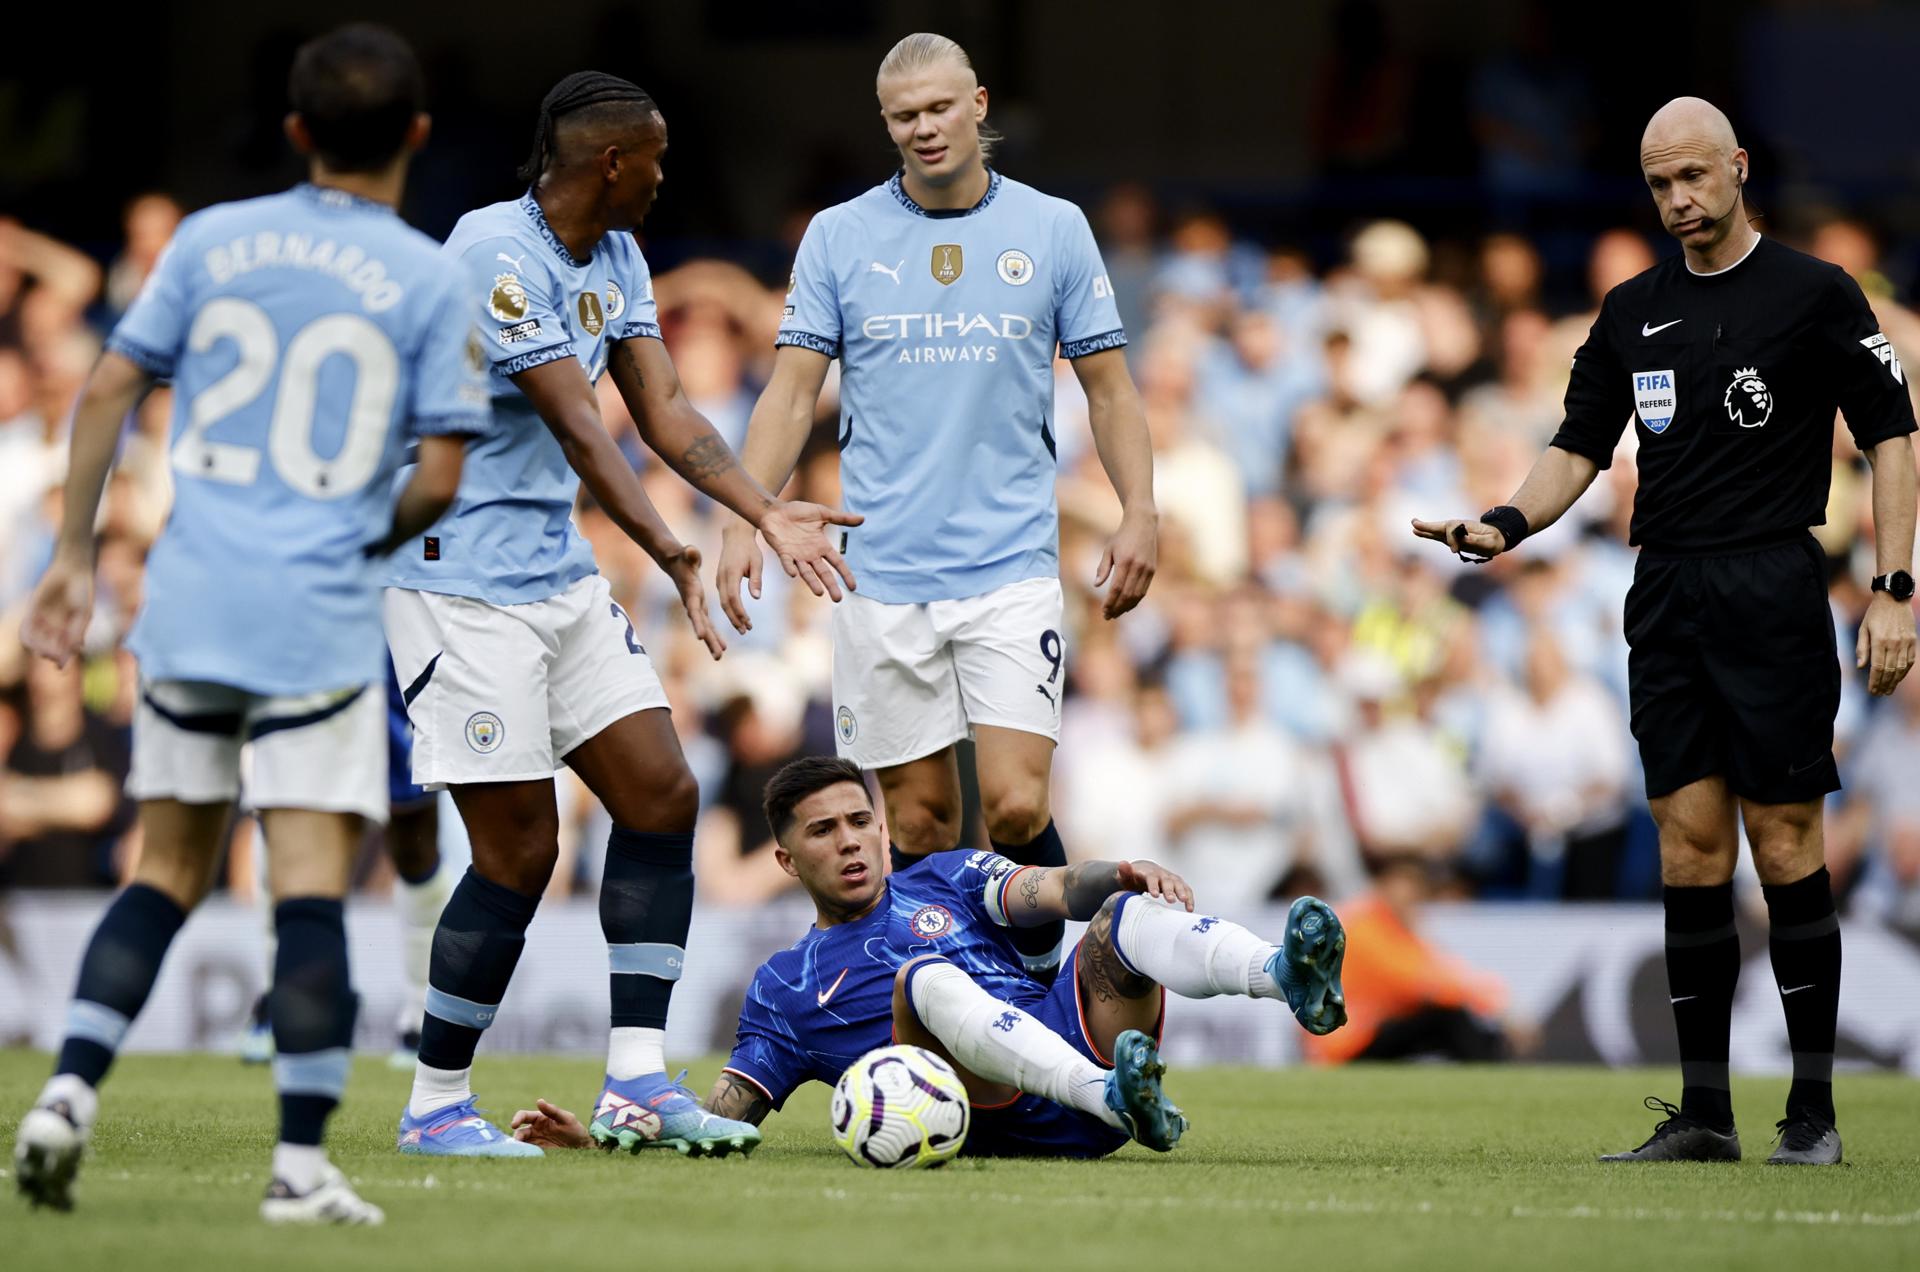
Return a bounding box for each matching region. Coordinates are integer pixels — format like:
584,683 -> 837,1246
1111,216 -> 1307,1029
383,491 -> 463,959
1551,236 -> 1915,552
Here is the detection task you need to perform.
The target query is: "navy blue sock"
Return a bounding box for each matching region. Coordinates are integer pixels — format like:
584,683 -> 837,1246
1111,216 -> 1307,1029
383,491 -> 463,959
418,867 -> 540,1071
1762,868 -> 1841,1125
269,897 -> 356,1147
601,828 -> 694,1030
992,820 -> 1070,968
55,884 -> 188,1086
1664,882 -> 1739,1131
889,842 -> 926,874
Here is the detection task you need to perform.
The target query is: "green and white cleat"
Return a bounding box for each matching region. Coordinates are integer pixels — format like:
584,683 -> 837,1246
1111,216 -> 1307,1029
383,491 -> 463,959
1103,1028 -> 1187,1152
589,1071 -> 762,1158
1268,896 -> 1347,1035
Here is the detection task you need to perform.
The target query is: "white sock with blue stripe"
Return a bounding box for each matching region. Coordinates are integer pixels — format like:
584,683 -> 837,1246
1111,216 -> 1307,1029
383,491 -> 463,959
1111,895 -> 1280,1000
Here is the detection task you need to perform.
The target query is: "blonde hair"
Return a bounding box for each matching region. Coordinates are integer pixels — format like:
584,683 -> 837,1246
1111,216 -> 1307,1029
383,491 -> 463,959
876,32 -> 1001,161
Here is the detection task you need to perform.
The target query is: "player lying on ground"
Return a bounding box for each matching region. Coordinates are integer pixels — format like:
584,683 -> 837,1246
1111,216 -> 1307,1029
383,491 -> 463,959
508,756 -> 1346,1158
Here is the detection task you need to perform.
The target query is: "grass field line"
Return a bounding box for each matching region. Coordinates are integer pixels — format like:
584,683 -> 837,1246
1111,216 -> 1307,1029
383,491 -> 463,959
755,1185 -> 1920,1229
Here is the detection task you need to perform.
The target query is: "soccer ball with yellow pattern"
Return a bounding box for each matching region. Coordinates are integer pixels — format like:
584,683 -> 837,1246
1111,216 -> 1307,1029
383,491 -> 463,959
829,1045 -> 970,1168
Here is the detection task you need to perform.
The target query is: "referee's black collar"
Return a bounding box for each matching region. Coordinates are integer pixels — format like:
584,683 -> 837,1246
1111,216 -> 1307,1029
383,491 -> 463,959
888,168 -> 1002,219
1684,232 -> 1765,279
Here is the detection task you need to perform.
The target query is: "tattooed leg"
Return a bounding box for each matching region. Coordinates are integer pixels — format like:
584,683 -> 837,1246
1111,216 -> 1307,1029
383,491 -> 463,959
1075,893 -> 1165,1062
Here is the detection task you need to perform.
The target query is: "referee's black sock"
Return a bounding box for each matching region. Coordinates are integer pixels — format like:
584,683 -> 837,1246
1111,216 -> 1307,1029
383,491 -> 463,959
1761,867 -> 1841,1125
1663,882 -> 1739,1132
991,820 -> 1069,977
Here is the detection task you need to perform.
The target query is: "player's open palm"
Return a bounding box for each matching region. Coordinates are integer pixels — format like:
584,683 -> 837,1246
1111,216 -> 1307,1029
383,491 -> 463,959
510,1099 -> 590,1150
1119,859 -> 1194,911
665,545 -> 727,661
21,556 -> 93,667
759,499 -> 863,603
1097,508 -> 1157,620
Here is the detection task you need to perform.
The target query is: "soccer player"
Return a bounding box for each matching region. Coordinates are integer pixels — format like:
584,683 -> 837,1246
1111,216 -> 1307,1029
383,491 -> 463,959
506,757 -> 1347,1159
12,25 -> 484,1222
1415,98 -> 1917,1165
387,72 -> 856,1159
716,33 -> 1157,982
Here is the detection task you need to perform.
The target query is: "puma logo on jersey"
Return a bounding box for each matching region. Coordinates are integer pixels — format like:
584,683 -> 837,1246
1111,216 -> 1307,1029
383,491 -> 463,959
496,251 -> 527,272
870,259 -> 904,285
1035,683 -> 1056,708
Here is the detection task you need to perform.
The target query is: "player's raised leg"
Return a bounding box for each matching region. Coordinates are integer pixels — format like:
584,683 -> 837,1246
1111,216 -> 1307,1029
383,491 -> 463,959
895,955 -> 1184,1152
14,796 -> 227,1211
566,708 -> 760,1157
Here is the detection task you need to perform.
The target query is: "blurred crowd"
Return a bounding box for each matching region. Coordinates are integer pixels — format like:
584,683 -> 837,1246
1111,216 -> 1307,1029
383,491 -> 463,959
4,186 -> 1920,947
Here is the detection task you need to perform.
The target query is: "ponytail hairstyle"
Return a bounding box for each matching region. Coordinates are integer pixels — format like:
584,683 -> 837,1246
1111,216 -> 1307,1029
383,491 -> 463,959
518,70 -> 657,185
875,33 -> 1001,161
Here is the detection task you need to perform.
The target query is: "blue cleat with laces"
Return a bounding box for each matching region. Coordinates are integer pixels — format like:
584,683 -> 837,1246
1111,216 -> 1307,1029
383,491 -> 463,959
396,1097 -> 543,1157
1103,1028 -> 1187,1152
1268,895 -> 1347,1036
589,1070 -> 761,1158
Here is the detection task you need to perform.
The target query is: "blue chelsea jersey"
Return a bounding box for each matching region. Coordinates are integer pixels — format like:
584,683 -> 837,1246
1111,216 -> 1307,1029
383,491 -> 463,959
723,850 -> 1040,1109
107,185 -> 489,696
387,193 -> 662,605
776,171 -> 1125,604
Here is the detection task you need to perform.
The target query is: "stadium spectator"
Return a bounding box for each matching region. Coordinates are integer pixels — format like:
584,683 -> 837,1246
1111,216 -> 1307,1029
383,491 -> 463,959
0,655 -> 132,888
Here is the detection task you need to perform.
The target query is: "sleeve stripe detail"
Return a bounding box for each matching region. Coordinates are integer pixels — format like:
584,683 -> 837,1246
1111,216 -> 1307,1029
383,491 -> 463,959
720,1066 -> 776,1103
619,321 -> 662,341
775,330 -> 840,358
987,865 -> 1037,927
1061,329 -> 1127,360
106,334 -> 174,377
497,344 -> 575,377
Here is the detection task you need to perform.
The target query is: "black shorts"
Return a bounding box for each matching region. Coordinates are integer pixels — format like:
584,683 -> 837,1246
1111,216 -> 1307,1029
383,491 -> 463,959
1625,533 -> 1840,804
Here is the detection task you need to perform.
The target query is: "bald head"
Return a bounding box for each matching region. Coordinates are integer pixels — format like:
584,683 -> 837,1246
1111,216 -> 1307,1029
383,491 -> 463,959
1641,97 -> 1738,165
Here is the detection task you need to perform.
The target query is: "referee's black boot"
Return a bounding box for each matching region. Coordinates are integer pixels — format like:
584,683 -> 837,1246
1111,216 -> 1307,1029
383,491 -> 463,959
1598,1096 -> 1741,1162
1767,1114 -> 1842,1165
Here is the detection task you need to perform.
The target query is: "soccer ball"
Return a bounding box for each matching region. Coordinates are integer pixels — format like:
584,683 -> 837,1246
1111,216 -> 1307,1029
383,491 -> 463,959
829,1045 -> 970,1168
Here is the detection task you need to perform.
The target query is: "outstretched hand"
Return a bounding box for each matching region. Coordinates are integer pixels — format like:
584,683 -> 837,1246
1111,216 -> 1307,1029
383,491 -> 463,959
1118,859 -> 1194,911
1411,517 -> 1507,564
759,500 -> 862,602
664,545 -> 726,661
510,1099 -> 591,1150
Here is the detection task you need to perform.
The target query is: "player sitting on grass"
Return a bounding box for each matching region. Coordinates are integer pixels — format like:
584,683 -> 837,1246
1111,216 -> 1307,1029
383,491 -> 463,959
507,756 -> 1346,1158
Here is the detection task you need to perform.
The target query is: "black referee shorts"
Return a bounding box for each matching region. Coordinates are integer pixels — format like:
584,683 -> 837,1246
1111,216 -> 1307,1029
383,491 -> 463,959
1625,533 -> 1841,805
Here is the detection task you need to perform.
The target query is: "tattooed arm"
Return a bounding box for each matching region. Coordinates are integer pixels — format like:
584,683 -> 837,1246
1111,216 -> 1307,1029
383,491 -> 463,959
1001,859 -> 1195,927
609,336 -> 861,601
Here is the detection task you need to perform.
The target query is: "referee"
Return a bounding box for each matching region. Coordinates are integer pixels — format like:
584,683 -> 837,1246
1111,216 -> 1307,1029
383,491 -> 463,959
1415,97 -> 1916,1166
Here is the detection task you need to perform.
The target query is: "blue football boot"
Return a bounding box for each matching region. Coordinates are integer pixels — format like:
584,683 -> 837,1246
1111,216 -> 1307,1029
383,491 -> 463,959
396,1097 -> 542,1157
1103,1029 -> 1187,1152
1268,895 -> 1347,1035
588,1071 -> 761,1158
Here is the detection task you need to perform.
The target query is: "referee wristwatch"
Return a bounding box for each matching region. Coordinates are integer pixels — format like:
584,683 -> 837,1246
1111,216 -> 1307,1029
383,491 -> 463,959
1871,570 -> 1915,603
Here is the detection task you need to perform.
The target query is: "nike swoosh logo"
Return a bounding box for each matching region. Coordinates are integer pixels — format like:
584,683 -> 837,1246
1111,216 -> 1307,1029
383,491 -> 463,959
817,967 -> 850,1007
1788,756 -> 1827,776
1642,319 -> 1684,336
1669,995 -> 1697,1004
1780,984 -> 1816,996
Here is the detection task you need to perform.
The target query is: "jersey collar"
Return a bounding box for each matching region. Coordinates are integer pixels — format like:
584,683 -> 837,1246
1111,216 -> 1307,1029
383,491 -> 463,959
295,183 -> 396,217
519,190 -> 592,267
1684,232 -> 1763,278
887,168 -> 1002,219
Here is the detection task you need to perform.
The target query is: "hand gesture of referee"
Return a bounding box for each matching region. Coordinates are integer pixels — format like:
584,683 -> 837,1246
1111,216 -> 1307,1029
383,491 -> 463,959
1415,97 -> 1918,1168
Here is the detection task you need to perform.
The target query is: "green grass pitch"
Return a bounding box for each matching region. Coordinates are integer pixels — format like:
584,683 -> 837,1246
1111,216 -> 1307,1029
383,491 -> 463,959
3,1053 -> 1916,1271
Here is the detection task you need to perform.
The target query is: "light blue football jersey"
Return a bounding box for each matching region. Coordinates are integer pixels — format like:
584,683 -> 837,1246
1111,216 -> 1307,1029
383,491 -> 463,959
107,184 -> 489,696
724,850 -> 1036,1109
777,171 -> 1125,604
387,193 -> 661,604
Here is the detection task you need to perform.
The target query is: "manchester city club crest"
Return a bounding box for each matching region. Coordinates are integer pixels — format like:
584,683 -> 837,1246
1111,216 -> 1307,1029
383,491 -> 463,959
931,244 -> 963,286
488,273 -> 528,322
836,705 -> 857,743
1632,368 -> 1677,434
465,711 -> 504,753
1723,366 -> 1772,429
604,279 -> 626,322
577,290 -> 605,337
910,904 -> 953,938
996,248 -> 1034,286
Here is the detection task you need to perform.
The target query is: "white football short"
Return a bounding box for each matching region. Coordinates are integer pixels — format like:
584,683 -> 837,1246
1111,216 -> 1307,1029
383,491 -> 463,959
383,574 -> 669,788
830,576 -> 1065,770
127,678 -> 387,822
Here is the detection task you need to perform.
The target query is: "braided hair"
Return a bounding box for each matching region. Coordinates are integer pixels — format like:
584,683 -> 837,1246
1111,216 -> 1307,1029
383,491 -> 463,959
517,71 -> 657,185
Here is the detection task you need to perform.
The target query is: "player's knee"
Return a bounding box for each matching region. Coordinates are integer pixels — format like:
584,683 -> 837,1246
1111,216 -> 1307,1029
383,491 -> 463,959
889,801 -> 961,855
982,789 -> 1049,845
651,762 -> 700,831
1745,807 -> 1823,885
893,955 -> 951,1019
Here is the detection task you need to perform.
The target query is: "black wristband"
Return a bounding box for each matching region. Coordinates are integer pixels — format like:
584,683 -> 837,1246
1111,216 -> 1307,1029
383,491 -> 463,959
1479,505 -> 1529,554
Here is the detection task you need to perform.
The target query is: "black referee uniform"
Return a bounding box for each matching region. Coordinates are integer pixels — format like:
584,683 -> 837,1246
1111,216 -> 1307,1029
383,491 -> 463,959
1551,236 -> 1916,804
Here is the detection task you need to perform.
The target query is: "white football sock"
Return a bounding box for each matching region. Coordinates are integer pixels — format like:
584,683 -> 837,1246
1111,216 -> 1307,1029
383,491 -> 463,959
272,1142 -> 328,1193
606,1027 -> 667,1081
407,1062 -> 471,1119
36,1073 -> 99,1131
396,863 -> 453,1034
907,960 -> 1120,1130
1112,896 -> 1282,1000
